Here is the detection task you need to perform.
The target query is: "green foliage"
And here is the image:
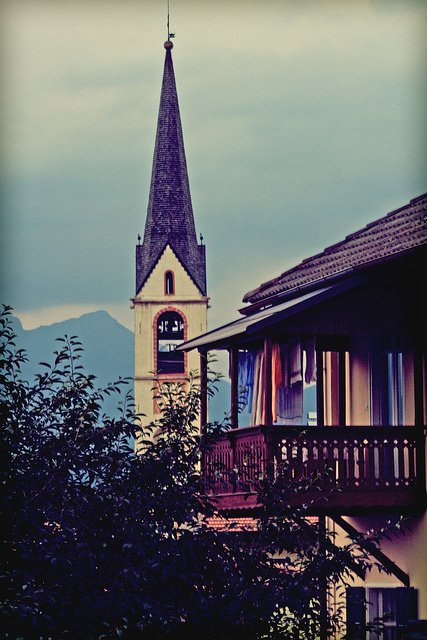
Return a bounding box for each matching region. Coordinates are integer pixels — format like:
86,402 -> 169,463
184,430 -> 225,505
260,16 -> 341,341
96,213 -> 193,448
0,305 -> 393,639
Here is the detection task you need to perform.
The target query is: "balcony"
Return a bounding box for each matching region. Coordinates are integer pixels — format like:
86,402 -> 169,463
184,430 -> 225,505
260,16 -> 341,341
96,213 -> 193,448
203,425 -> 426,515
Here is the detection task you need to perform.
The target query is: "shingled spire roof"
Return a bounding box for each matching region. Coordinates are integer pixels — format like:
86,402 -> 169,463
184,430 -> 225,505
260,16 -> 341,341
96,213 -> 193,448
136,41 -> 206,296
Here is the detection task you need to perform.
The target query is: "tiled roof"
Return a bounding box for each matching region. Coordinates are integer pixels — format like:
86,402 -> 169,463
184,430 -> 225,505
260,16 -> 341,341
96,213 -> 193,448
243,193 -> 427,305
136,44 -> 206,296
206,516 -> 258,532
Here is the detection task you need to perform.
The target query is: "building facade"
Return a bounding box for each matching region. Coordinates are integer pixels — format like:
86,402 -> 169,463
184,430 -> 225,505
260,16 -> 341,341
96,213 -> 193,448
132,40 -> 208,429
180,193 -> 427,638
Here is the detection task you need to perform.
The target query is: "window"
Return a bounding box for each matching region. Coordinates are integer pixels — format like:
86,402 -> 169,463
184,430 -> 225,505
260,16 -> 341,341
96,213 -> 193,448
157,310 -> 184,374
367,588 -> 398,640
165,271 -> 174,295
316,339 -> 349,426
380,338 -> 404,426
346,587 -> 418,640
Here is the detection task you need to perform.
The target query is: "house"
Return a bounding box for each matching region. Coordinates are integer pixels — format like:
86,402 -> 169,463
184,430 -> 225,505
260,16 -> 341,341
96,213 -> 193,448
179,193 -> 427,637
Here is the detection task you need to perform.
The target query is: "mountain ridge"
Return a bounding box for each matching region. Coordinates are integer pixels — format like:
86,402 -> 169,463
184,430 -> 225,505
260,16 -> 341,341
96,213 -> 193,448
9,311 -> 230,423
11,311 -> 134,384
8,311 -> 315,425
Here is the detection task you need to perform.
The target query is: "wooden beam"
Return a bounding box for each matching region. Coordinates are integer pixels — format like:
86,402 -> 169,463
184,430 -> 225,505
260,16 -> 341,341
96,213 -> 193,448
331,515 -> 410,587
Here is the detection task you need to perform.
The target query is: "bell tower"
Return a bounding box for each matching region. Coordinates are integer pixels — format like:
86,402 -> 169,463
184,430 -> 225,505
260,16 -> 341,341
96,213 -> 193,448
132,40 -> 208,431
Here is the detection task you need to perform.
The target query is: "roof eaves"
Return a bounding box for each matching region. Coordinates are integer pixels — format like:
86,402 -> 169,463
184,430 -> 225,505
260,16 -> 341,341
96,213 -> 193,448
240,238 -> 425,314
243,193 -> 427,305
179,276 -> 368,353
135,239 -> 169,296
240,265 -> 362,315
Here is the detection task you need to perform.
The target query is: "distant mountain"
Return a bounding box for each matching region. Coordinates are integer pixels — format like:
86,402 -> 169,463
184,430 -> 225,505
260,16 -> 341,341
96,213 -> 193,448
9,311 -> 230,423
8,312 -> 317,426
10,311 -> 134,418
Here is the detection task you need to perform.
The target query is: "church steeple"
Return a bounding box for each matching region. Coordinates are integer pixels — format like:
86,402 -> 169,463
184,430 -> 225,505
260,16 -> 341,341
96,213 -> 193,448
133,39 -> 208,433
136,40 -> 206,296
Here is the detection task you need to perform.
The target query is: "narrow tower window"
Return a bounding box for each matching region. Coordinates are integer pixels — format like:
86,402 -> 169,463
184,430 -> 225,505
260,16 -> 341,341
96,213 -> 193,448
165,271 -> 174,295
157,310 -> 184,374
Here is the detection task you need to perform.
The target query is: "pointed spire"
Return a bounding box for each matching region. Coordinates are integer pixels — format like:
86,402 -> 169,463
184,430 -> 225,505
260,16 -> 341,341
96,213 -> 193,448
136,41 -> 206,296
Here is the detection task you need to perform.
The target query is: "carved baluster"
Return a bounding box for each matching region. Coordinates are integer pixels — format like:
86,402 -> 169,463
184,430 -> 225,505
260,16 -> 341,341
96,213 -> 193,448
377,438 -> 386,487
234,439 -> 241,484
343,440 -> 351,487
336,438 -> 346,485
365,438 -> 374,484
306,439 -> 315,477
322,439 -> 330,476
408,438 -> 416,485
332,442 -> 339,483
352,438 -> 360,487
295,438 -> 303,479
312,440 -> 319,476
354,438 -> 363,486
282,437 -> 291,480
396,437 -> 404,485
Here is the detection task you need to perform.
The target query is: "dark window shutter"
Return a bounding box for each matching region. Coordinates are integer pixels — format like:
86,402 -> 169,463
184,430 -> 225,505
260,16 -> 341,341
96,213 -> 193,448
396,587 -> 418,628
347,587 -> 366,640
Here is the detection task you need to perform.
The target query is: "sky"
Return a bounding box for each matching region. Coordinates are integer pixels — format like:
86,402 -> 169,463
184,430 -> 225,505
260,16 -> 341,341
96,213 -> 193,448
1,0 -> 426,334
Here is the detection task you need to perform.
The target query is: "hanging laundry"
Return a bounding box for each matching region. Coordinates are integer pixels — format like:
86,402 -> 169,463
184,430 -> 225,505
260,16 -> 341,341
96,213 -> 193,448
276,380 -> 304,425
276,337 -> 303,424
290,339 -> 302,386
237,350 -> 255,413
280,342 -> 290,388
271,342 -> 282,423
304,337 -> 317,385
250,350 -> 264,425
249,344 -> 282,425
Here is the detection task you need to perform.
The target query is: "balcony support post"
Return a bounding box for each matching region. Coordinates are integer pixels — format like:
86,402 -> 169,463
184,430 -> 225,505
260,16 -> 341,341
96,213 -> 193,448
413,340 -> 426,506
230,345 -> 239,430
414,348 -> 425,427
199,349 -> 208,435
339,349 -> 347,426
264,335 -> 273,427
227,430 -> 237,492
316,347 -> 325,426
319,515 -> 328,640
262,426 -> 275,480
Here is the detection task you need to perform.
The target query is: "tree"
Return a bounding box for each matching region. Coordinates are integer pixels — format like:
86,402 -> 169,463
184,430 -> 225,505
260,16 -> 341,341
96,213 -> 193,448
0,306 -> 397,639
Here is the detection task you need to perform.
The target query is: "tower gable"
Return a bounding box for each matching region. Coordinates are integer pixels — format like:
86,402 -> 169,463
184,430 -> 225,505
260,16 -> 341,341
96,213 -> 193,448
136,244 -> 203,299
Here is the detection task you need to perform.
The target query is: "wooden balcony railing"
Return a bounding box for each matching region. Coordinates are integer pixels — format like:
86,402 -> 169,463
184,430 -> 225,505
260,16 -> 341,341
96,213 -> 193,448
203,425 -> 426,513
